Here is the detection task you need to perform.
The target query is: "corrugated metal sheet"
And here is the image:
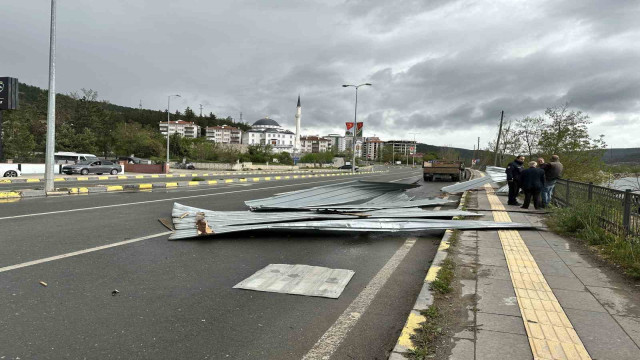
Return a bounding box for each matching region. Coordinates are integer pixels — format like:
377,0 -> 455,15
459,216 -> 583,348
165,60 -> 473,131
245,180 -> 419,210
441,166 -> 508,193
233,264 -> 354,298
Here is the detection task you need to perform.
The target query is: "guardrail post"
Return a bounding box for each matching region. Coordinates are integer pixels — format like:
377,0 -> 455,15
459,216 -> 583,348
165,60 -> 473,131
623,189 -> 632,235
565,179 -> 570,206
588,182 -> 593,201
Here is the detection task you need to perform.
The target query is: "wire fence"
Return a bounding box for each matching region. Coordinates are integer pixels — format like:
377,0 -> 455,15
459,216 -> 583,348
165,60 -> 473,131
552,179 -> 640,238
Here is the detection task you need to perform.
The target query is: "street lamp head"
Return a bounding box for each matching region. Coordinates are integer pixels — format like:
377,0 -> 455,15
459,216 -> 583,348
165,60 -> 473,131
342,84 -> 350,87
364,83 -> 372,86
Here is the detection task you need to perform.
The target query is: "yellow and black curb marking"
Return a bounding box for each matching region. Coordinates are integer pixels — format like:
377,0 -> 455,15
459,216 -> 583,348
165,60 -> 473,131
0,171 -> 387,200
389,179 -> 471,358
0,169 -> 354,184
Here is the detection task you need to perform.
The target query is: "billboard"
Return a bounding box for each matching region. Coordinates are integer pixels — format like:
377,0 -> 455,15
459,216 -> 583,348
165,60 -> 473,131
0,77 -> 19,110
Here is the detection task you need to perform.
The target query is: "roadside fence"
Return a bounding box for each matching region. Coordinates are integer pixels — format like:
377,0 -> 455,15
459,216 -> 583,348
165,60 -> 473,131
552,179 -> 640,238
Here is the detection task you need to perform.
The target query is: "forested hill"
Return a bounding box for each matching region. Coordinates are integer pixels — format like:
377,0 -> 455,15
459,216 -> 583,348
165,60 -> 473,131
603,148 -> 640,164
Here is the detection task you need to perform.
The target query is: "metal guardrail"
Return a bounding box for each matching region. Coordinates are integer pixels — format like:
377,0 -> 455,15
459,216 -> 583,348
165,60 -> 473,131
552,179 -> 640,238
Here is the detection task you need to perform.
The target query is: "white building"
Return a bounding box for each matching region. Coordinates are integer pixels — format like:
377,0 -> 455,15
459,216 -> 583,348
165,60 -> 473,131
159,120 -> 201,139
242,118 -> 296,153
388,140 -> 417,155
364,137 -> 384,160
301,136 -> 329,153
324,134 -> 346,152
205,125 -> 242,144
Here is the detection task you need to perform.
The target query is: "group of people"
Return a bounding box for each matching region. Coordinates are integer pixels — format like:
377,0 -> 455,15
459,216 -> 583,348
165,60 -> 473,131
505,155 -> 563,209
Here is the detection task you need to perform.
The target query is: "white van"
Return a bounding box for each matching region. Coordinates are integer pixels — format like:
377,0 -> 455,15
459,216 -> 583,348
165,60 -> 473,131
54,152 -> 99,164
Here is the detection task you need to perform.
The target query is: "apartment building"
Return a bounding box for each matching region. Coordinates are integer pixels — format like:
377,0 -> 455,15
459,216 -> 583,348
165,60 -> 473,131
159,120 -> 201,139
300,136 -> 329,153
205,125 -> 243,144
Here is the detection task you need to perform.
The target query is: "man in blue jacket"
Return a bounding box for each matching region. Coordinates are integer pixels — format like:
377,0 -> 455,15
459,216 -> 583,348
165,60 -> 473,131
505,155 -> 525,205
520,161 -> 546,210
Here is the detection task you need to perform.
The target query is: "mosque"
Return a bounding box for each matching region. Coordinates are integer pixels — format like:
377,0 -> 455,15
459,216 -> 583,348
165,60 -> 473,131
241,96 -> 302,154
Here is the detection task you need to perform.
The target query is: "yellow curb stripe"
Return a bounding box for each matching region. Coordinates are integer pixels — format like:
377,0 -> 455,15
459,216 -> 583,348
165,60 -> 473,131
135,175 -> 144,179
275,176 -> 281,180
239,178 -> 247,182
188,181 -> 200,186
425,266 -> 441,282
252,178 -> 260,182
139,183 -> 152,189
77,177 -> 89,181
208,180 -> 218,185
397,312 -> 426,348
118,176 -> 128,179
0,191 -> 21,198
98,176 -> 109,180
151,175 -> 159,178
264,177 -> 271,180
106,185 -> 123,192
224,179 -> 234,183
54,178 -> 65,182
179,174 -> 186,177
166,174 -> 174,178
166,182 -> 178,187
485,186 -> 591,360
26,179 -> 40,183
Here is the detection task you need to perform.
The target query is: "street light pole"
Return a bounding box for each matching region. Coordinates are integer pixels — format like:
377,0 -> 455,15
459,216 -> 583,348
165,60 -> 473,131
44,0 -> 57,192
408,132 -> 418,167
342,83 -> 371,173
166,94 -> 181,170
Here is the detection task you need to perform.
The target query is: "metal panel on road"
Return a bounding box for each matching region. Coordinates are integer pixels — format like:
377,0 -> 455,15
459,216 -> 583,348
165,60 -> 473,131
233,264 -> 355,299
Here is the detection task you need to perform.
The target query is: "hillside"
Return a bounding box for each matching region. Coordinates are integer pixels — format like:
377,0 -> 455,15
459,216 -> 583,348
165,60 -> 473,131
603,148 -> 640,164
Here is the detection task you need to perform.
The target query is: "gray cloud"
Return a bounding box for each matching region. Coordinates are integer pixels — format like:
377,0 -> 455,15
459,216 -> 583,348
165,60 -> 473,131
2,0 -> 639,148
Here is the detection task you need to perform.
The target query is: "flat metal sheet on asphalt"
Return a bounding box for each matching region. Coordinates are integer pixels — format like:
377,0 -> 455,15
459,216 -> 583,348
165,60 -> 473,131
233,264 -> 355,299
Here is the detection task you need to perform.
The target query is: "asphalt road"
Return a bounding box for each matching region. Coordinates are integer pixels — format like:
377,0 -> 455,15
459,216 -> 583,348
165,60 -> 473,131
0,168 -> 458,360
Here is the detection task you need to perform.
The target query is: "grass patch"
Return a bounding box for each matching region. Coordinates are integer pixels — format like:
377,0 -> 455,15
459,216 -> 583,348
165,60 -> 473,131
191,177 -> 205,182
448,229 -> 460,247
407,305 -> 442,359
547,204 -> 640,278
430,257 -> 456,294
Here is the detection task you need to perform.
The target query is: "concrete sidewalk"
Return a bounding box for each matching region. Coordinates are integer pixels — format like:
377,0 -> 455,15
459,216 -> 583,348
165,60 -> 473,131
446,186 -> 640,359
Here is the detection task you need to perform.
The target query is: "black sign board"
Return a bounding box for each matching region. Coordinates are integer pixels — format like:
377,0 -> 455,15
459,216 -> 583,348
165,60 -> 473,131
0,77 -> 19,110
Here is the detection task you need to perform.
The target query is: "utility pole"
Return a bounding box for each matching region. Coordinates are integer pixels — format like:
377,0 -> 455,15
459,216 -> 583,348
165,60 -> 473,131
240,112 -> 243,123
392,142 -> 395,165
44,0 -> 57,192
405,142 -> 408,166
493,110 -> 504,166
199,104 -> 203,118
408,132 -> 418,167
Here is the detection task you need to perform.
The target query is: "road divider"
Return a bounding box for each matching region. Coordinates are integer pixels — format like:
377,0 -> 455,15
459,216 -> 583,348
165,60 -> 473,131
0,168 -> 355,184
1,171 -> 388,199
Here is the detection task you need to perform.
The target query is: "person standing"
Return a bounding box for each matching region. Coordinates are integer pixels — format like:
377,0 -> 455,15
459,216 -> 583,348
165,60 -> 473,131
538,155 -> 563,207
506,155 -> 525,205
520,161 -> 545,209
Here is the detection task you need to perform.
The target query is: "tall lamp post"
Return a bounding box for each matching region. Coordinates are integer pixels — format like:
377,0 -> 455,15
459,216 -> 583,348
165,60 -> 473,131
342,83 -> 371,173
44,0 -> 57,192
166,94 -> 181,169
408,132 -> 419,167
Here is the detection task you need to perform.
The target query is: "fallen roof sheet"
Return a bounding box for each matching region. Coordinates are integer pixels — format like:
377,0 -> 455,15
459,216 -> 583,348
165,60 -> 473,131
245,180 -> 419,210
233,264 -> 354,299
441,166 -> 508,193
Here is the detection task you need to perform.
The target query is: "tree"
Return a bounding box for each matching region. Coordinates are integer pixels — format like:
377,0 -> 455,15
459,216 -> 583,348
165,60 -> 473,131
516,116 -> 544,159
2,116 -> 36,162
538,104 -> 606,182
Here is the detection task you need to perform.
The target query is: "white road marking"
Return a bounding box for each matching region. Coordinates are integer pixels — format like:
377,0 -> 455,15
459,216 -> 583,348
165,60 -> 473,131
0,172 -> 419,221
0,231 -> 172,273
302,238 -> 417,360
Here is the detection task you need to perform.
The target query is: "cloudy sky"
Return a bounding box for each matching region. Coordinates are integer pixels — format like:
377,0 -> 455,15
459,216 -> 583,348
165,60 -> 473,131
3,0 -> 640,148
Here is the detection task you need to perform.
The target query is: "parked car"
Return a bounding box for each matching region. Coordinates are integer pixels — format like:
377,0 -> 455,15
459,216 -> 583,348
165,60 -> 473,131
54,152 -> 99,164
118,156 -> 153,164
62,160 -> 122,175
1,166 -> 21,177
175,162 -> 196,170
339,165 -> 359,171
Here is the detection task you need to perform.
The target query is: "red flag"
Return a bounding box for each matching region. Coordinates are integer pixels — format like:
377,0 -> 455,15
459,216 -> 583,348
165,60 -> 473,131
345,122 -> 355,130
356,122 -> 363,130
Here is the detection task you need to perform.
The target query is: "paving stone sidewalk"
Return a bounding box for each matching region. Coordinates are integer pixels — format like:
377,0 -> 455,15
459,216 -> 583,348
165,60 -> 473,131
448,188 -> 640,360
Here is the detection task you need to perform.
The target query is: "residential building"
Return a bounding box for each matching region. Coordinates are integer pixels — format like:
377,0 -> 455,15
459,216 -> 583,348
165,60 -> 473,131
205,125 -> 243,144
241,117 -> 296,153
300,136 -> 329,153
324,134 -> 346,152
388,140 -> 417,155
364,137 -> 384,160
159,120 -> 201,139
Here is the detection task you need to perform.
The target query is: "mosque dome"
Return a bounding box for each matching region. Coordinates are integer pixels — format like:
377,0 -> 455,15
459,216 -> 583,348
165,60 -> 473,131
252,118 -> 281,127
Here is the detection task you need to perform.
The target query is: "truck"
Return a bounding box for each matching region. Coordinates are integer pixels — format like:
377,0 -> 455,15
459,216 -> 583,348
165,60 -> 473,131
422,160 -> 465,182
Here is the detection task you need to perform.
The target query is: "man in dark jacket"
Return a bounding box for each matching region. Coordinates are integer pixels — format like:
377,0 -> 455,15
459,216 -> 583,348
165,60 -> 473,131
520,161 -> 545,209
537,155 -> 563,207
505,155 -> 525,205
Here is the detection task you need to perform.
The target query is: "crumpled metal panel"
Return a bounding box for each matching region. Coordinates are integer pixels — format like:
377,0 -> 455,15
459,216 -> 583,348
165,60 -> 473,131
245,180 -> 419,210
306,198 -> 455,211
441,167 -> 508,193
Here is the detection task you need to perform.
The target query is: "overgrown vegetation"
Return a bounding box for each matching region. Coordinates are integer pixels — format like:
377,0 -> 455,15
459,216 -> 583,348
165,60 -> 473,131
407,305 -> 442,359
547,204 -> 640,278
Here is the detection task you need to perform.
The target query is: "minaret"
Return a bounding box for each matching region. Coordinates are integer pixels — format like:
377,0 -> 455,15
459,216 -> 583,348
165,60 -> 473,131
294,95 -> 302,153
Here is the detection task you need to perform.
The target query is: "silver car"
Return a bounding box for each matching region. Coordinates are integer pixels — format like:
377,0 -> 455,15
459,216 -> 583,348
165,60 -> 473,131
62,160 -> 122,175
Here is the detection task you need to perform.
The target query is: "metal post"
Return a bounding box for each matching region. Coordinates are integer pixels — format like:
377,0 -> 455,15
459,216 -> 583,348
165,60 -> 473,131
0,111 -> 4,161
44,0 -> 57,192
623,189 -> 632,235
166,96 -> 171,166
565,179 -> 570,206
352,87 -> 357,174
405,142 -> 408,166
493,110 -> 504,166
392,142 -> 394,165
588,182 -> 593,201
